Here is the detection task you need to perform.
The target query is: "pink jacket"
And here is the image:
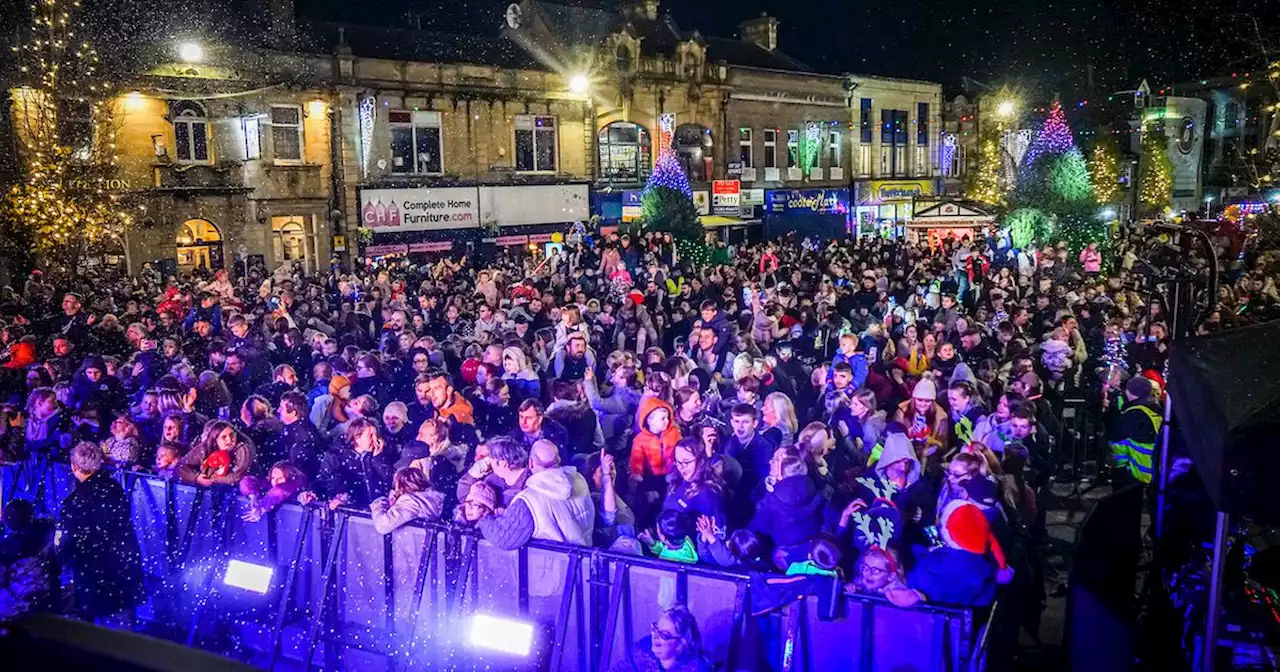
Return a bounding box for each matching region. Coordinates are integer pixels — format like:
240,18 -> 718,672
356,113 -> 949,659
1079,248 -> 1102,273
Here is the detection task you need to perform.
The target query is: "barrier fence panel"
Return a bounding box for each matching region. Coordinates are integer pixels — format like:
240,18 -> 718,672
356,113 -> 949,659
12,470 -> 989,671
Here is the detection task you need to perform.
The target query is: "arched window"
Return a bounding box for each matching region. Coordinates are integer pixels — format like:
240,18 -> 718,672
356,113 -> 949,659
176,219 -> 224,270
171,101 -> 211,164
598,121 -> 652,183
674,123 -> 713,182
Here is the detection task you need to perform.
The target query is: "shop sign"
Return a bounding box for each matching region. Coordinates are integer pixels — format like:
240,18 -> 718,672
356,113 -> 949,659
742,188 -> 766,206
332,235 -> 347,252
693,191 -> 710,216
726,162 -> 743,177
528,233 -> 554,244
857,179 -> 939,204
622,189 -> 643,222
360,187 -> 479,231
712,180 -> 741,215
365,244 -> 408,256
408,241 -> 453,253
765,189 -> 850,215
496,234 -> 529,246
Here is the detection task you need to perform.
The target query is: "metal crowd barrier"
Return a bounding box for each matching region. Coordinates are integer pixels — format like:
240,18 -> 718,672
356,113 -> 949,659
1,463 -> 987,671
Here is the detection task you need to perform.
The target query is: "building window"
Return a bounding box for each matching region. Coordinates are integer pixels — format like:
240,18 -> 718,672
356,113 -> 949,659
242,116 -> 261,160
515,114 -> 557,172
58,99 -> 93,162
860,98 -> 873,144
917,102 -> 930,146
828,130 -> 841,168
915,146 -> 928,177
173,101 -> 211,164
858,145 -> 871,176
389,110 -> 443,174
738,128 -> 753,168
786,130 -> 799,168
598,121 -> 652,182
880,109 -> 908,177
270,105 -> 303,164
674,123 -> 713,181
763,129 -> 777,168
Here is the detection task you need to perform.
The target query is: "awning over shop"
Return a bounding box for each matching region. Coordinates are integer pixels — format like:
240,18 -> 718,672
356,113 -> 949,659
908,199 -> 995,228
700,216 -> 762,228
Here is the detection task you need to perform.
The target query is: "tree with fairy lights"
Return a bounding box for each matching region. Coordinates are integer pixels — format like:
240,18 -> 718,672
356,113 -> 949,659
0,0 -> 128,277
1138,124 -> 1174,216
632,145 -> 709,267
1088,134 -> 1124,207
967,132 -> 1007,207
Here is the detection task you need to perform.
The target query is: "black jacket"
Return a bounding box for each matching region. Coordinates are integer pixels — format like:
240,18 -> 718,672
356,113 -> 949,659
314,447 -> 397,508
277,418 -> 325,477
545,401 -> 601,456
59,472 -> 144,618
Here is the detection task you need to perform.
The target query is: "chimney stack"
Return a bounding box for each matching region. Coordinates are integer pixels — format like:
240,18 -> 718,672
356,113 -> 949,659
739,13 -> 779,52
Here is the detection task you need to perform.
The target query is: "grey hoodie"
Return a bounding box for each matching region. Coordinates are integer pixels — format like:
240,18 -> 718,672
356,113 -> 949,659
873,433 -> 922,489
370,489 -> 446,534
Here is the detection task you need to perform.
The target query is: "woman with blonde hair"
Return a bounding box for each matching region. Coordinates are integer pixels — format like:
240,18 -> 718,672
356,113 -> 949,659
760,392 -> 798,449
501,346 -> 542,402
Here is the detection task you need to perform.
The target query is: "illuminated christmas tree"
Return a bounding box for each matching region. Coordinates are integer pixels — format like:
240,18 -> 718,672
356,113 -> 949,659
967,135 -> 1006,206
1089,135 -> 1123,206
1,0 -> 127,276
637,145 -> 708,266
1009,100 -> 1099,252
1138,125 -> 1174,216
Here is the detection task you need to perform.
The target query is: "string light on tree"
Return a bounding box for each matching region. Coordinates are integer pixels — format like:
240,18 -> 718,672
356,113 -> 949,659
1089,134 -> 1123,206
1138,123 -> 1174,216
1,0 -> 125,275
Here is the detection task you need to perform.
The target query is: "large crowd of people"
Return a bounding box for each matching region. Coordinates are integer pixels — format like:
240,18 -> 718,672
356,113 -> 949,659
0,222 -> 1272,664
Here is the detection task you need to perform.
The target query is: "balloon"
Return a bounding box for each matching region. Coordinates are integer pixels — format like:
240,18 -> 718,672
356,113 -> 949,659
550,231 -> 564,243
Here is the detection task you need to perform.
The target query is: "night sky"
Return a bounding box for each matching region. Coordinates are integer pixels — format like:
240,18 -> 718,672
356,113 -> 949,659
296,0 -> 1280,97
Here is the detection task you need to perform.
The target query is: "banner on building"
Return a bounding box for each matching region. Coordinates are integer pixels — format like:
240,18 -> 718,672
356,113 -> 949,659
360,187 -> 480,232
621,190 -> 643,222
742,188 -> 766,206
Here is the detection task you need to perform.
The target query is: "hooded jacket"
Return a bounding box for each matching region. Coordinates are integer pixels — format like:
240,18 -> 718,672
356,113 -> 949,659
749,475 -> 826,548
629,397 -> 681,478
370,489 -> 447,534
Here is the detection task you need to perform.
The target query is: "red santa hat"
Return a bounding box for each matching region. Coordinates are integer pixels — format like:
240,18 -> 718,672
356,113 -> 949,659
459,358 -> 481,386
627,289 -> 645,306
939,499 -> 1014,584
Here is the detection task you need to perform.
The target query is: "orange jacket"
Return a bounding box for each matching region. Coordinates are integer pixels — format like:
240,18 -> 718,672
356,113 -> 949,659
2,341 -> 35,369
438,392 -> 475,426
630,397 -> 681,478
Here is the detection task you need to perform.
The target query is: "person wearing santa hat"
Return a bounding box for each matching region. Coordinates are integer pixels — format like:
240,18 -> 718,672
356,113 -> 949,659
897,498 -> 1014,607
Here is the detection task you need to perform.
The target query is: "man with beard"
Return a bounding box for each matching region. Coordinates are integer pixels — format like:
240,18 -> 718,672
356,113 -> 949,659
552,331 -> 595,381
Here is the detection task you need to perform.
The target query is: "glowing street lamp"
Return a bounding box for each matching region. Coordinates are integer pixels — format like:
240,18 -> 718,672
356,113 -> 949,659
568,73 -> 590,95
178,41 -> 204,63
997,100 -> 1016,118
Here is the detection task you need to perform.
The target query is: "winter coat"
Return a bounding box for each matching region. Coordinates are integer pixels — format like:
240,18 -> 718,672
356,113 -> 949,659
245,418 -> 285,475
545,399 -> 604,456
277,419 -> 325,477
314,447 -> 397,508
750,475 -> 826,548
102,436 -> 142,467
455,467 -> 531,509
723,432 -> 778,498
609,642 -> 713,672
505,372 -> 542,404
370,489 -> 446,534
178,438 -> 255,487
25,410 -> 71,456
629,397 -> 681,478
511,466 -> 595,546
58,471 -> 143,618
663,479 -> 728,528
907,546 -> 998,607
584,376 -> 641,451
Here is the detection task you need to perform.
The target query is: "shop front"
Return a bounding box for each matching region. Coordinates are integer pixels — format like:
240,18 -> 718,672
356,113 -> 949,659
763,188 -> 850,241
853,178 -> 943,238
905,199 -> 995,247
358,183 -> 590,259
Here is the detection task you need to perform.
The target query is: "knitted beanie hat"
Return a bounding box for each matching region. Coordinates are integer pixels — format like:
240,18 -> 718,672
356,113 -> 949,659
465,481 -> 498,511
939,499 -> 1013,583
912,375 -> 937,400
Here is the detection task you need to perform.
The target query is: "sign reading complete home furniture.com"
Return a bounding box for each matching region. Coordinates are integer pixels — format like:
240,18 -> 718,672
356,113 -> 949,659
360,187 -> 480,231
